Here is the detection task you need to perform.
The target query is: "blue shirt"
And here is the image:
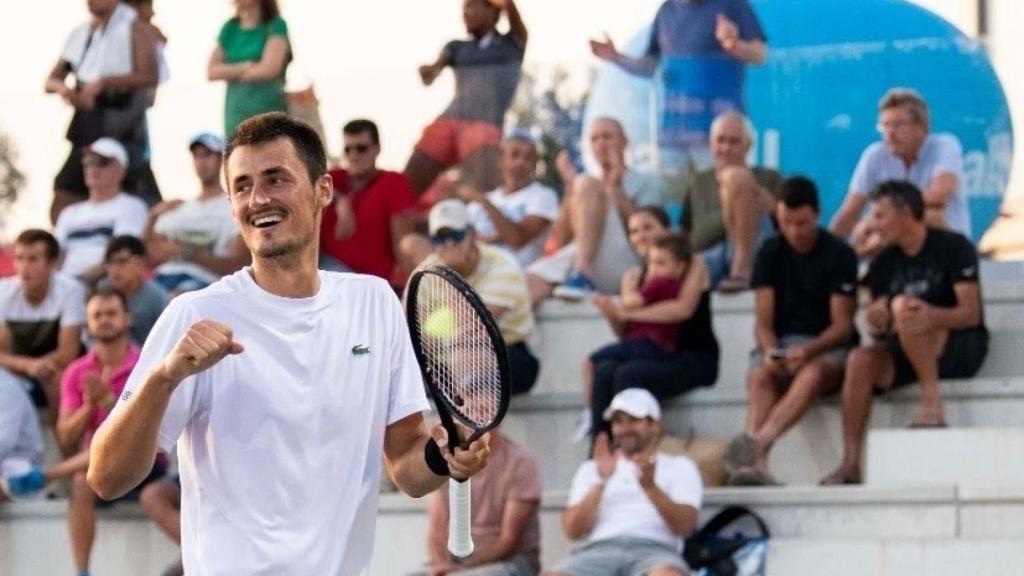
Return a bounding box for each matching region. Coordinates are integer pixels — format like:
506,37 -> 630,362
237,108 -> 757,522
646,0 -> 767,59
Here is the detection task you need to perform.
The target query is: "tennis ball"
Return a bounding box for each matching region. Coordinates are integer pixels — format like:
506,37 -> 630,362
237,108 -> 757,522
423,307 -> 457,339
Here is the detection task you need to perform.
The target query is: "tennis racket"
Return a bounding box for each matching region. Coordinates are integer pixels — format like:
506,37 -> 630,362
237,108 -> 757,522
406,265 -> 511,558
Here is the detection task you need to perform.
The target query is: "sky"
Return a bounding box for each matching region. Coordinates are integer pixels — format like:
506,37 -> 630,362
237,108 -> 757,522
0,0 -> 1012,239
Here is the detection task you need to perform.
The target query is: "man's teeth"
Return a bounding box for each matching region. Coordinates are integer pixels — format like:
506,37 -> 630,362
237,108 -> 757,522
254,215 -> 283,227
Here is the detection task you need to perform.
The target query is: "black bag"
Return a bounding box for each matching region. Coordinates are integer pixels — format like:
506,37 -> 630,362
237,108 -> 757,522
684,505 -> 770,576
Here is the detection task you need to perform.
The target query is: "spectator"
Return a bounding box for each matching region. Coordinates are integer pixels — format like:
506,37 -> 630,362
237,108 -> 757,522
0,372 -> 45,504
102,235 -> 169,345
54,138 -> 150,286
405,0 -> 527,196
0,229 -> 86,413
459,131 -> 560,268
140,474 -> 183,576
4,288 -> 166,575
587,230 -> 718,440
527,117 -> 666,302
830,88 -> 969,257
822,181 -> 988,485
422,199 -> 540,394
679,111 -> 783,291
415,429 -> 541,576
589,0 -> 766,169
47,0 -> 160,222
319,119 -> 418,282
144,133 -> 249,294
208,0 -> 290,137
724,177 -> 858,486
547,388 -> 702,576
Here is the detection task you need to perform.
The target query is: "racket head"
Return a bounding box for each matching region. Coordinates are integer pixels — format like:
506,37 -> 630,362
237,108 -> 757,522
406,265 -> 512,445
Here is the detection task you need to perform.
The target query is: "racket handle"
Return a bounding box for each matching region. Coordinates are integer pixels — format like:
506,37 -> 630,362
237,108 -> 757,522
447,479 -> 474,558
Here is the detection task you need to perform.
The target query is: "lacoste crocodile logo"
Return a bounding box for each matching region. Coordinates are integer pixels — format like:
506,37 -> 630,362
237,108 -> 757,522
352,345 -> 370,355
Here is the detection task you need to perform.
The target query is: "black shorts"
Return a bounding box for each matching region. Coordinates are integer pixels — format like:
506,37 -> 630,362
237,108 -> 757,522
887,328 -> 989,388
53,149 -> 89,199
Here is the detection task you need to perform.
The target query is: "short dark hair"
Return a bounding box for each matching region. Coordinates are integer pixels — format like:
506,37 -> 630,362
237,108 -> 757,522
870,180 -> 925,221
651,233 -> 693,267
631,205 -> 671,229
15,229 -> 60,261
104,235 -> 147,262
225,113 -> 327,185
342,119 -> 380,146
779,176 -> 820,212
87,285 -> 129,311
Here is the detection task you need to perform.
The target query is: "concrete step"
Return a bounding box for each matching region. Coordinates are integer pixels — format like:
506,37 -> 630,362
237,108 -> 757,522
504,377 -> 1024,490
867,427 -> 1024,486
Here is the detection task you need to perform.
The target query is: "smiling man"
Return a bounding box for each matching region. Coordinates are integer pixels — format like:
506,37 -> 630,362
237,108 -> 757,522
88,113 -> 491,575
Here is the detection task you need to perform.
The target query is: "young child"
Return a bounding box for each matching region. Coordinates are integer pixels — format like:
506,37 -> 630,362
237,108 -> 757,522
575,234 -> 693,440
404,0 -> 528,199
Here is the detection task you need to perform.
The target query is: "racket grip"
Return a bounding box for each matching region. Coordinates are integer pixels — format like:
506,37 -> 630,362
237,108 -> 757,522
447,479 -> 474,558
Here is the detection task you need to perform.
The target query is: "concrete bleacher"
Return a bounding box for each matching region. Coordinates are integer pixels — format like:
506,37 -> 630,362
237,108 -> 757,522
4,262 -> 1024,575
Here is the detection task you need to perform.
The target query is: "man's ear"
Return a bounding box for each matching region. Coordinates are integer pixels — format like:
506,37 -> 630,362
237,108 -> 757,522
316,173 -> 334,208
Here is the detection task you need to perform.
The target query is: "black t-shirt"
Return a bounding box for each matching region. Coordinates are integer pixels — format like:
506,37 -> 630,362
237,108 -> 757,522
751,229 -> 858,339
869,228 -> 985,327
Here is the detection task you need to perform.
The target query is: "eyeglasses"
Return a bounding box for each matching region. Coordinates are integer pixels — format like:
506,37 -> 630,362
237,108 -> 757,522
343,144 -> 372,155
104,255 -> 138,266
82,157 -> 117,169
876,120 -> 916,134
430,229 -> 467,246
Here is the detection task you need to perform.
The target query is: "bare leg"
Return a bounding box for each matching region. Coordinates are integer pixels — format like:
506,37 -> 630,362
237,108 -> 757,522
46,450 -> 90,482
140,481 -> 181,544
648,567 -> 688,576
744,365 -> 782,437
581,358 -> 594,405
896,327 -> 949,425
68,471 -> 97,573
823,346 -> 894,484
568,177 -> 609,277
718,166 -> 762,281
526,273 -> 555,307
403,150 -> 447,197
461,146 -> 502,193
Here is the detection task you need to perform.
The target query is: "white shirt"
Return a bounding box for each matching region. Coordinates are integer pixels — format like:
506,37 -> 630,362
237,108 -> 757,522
114,269 -> 429,576
467,181 -> 560,267
153,195 -> 239,285
849,133 -> 969,237
0,273 -> 87,359
62,3 -> 136,83
54,193 -> 149,278
567,453 -> 703,550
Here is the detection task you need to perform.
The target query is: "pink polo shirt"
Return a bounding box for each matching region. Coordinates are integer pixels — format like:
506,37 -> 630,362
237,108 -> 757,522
59,343 -> 141,449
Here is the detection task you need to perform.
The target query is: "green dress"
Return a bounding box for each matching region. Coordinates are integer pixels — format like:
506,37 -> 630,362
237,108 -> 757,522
218,16 -> 290,137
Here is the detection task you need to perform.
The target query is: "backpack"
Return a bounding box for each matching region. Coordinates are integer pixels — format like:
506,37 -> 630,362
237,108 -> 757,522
684,505 -> 770,576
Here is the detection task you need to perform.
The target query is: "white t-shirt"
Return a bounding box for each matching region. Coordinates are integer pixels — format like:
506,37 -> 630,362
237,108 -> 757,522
153,195 -> 240,285
467,181 -> 560,267
114,269 -> 429,575
849,133 -> 969,237
54,193 -> 149,278
0,273 -> 86,357
567,453 -> 703,549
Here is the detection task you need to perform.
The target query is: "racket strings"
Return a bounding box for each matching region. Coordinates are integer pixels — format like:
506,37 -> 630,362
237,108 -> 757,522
415,275 -> 503,428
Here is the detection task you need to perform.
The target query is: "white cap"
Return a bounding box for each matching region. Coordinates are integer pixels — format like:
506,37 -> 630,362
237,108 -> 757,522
85,138 -> 128,167
428,199 -> 470,235
188,132 -> 225,153
603,388 -> 661,421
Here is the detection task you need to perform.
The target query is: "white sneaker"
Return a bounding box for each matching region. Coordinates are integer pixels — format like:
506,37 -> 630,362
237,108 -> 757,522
571,408 -> 592,443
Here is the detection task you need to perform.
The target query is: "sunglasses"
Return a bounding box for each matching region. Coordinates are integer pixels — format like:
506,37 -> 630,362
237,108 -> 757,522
430,229 -> 468,246
82,157 -> 117,169
343,143 -> 373,155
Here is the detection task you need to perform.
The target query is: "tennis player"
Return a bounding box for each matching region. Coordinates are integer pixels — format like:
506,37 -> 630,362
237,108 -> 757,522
88,113 -> 490,575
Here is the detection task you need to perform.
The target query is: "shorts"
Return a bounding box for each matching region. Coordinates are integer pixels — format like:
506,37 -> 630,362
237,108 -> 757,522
552,537 -> 687,576
702,213 -> 776,288
886,328 -> 989,388
96,458 -> 167,509
527,208 -> 639,293
749,333 -> 851,385
414,117 -> 502,168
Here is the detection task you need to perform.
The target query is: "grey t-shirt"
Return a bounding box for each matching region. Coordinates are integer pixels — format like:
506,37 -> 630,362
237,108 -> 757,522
441,32 -> 525,126
128,280 -> 170,346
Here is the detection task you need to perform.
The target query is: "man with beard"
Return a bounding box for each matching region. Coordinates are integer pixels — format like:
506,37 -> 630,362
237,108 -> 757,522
88,113 -> 491,575
548,388 -> 703,576
3,287 -> 166,576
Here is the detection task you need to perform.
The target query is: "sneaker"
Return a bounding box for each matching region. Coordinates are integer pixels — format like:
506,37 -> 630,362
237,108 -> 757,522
571,408 -> 592,444
2,467 -> 46,498
553,271 -> 597,301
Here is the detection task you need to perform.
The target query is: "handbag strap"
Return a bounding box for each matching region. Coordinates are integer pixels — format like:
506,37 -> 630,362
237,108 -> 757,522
698,505 -> 771,539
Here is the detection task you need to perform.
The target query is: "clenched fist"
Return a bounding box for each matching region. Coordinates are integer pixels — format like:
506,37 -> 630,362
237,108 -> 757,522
159,320 -> 244,385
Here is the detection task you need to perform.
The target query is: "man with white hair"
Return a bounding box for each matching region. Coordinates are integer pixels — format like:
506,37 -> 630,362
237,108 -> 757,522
546,388 -> 702,576
54,138 -> 150,286
679,111 -> 783,291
